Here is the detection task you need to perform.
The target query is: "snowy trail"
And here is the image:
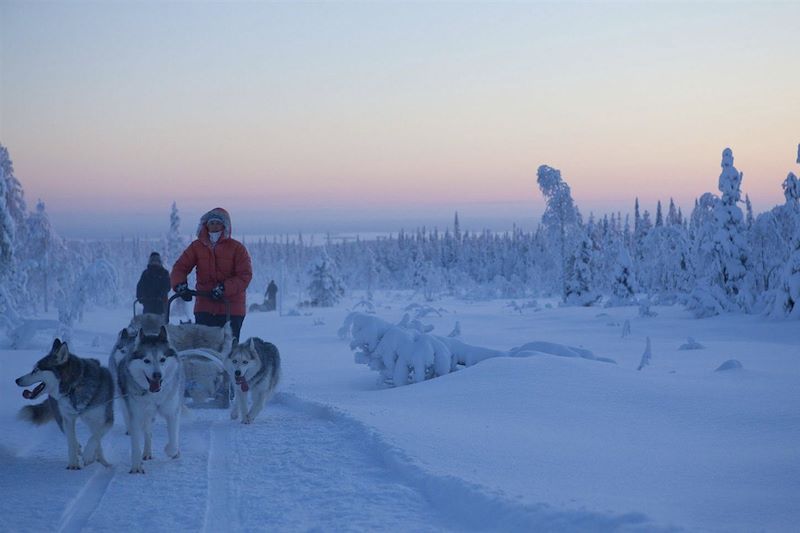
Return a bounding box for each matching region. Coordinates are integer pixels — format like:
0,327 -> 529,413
198,400 -> 454,532
0,394 -> 663,533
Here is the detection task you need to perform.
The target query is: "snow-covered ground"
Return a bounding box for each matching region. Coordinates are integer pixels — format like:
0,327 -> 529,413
1,293 -> 798,532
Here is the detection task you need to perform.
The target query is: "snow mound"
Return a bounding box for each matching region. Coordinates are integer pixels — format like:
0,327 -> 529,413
678,337 -> 705,350
715,359 -> 743,372
508,341 -> 616,364
341,313 -> 616,386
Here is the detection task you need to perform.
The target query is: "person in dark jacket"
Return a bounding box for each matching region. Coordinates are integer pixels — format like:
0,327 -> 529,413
265,280 -> 278,311
136,252 -> 171,315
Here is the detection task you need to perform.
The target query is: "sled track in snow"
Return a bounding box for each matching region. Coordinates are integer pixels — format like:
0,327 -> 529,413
276,393 -> 670,533
56,466 -> 115,533
202,420 -> 243,533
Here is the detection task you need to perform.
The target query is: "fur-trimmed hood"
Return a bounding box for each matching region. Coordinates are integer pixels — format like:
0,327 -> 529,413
196,207 -> 232,240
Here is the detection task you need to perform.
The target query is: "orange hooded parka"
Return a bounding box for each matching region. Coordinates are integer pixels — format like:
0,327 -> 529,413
170,207 -> 253,316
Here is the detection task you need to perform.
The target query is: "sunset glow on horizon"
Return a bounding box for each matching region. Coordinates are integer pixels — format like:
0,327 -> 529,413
1,1 -> 798,238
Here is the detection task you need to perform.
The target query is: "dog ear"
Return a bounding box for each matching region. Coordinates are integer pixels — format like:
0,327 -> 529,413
51,338 -> 62,352
249,338 -> 256,351
158,325 -> 168,342
119,328 -> 129,340
138,327 -> 146,341
231,337 -> 239,349
55,342 -> 70,365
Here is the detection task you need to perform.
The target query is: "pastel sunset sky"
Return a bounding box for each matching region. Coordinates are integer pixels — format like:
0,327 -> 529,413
1,1 -> 798,238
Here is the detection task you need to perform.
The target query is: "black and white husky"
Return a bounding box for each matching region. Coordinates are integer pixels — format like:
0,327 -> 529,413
15,339 -> 114,469
109,314 -> 234,430
117,325 -> 185,474
225,337 -> 281,424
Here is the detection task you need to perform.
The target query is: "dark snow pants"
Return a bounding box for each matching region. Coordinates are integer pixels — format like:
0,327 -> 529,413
194,312 -> 244,341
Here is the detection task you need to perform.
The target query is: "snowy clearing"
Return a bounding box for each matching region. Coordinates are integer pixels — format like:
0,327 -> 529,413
1,294 -> 798,532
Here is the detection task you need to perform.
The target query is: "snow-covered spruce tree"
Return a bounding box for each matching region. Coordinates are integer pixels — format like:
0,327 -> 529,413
564,231 -> 599,306
640,224 -> 693,303
655,200 -> 664,227
606,241 -> 637,306
55,255 -> 119,342
0,145 -> 22,336
687,148 -> 754,316
667,198 -> 681,227
305,247 -> 344,307
767,161 -> 800,317
166,201 -> 184,266
0,144 -> 27,234
22,200 -> 60,312
0,148 -> 16,274
537,164 -> 582,301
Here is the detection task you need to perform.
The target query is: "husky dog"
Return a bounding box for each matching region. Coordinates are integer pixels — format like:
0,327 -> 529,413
128,313 -> 233,354
225,337 -> 281,424
110,314 -> 234,419
117,325 -> 184,474
108,328 -> 137,433
16,339 -> 114,469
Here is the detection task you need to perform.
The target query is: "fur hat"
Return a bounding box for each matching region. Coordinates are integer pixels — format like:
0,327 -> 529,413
197,208 -> 232,239
206,213 -> 225,225
148,252 -> 162,266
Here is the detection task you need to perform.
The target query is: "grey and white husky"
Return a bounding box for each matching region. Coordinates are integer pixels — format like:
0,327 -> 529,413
15,339 -> 114,469
225,337 -> 281,424
117,325 -> 185,474
109,314 -> 234,429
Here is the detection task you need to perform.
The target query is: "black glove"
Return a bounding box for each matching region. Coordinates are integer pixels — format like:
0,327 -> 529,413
211,283 -> 225,301
174,282 -> 192,302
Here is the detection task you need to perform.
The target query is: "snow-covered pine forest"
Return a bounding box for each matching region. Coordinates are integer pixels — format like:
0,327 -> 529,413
1,142 -> 799,348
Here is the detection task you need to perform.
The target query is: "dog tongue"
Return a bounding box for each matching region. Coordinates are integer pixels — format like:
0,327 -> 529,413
236,376 -> 249,392
148,379 -> 161,393
23,383 -> 46,400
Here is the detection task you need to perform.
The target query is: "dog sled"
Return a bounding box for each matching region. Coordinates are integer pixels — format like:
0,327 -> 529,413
134,291 -> 233,409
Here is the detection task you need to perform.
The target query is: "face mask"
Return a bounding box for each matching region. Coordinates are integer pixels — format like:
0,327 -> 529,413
209,231 -> 222,244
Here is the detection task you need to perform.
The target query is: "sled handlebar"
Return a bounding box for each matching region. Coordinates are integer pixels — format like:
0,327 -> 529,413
164,289 -> 231,325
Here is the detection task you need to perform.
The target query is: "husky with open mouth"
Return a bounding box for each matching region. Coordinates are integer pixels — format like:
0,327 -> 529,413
15,339 -> 114,470
225,337 -> 281,424
117,325 -> 185,473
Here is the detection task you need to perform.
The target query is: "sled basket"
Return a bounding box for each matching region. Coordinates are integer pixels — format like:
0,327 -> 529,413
165,290 -> 233,409
181,349 -> 231,409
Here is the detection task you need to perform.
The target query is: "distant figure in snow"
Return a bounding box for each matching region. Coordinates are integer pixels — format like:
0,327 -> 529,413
171,208 -> 253,340
136,252 -> 170,315
265,280 -> 278,311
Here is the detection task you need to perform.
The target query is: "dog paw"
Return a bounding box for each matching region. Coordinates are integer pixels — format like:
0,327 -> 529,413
165,444 -> 180,459
129,465 -> 145,474
66,463 -> 82,470
142,453 -> 153,461
83,457 -> 95,467
243,415 -> 254,424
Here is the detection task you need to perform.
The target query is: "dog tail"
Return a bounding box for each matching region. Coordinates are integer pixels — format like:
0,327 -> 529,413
18,398 -> 55,426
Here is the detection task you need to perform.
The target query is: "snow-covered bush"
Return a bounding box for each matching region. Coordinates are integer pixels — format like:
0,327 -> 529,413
341,312 -> 503,386
341,312 -> 617,386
